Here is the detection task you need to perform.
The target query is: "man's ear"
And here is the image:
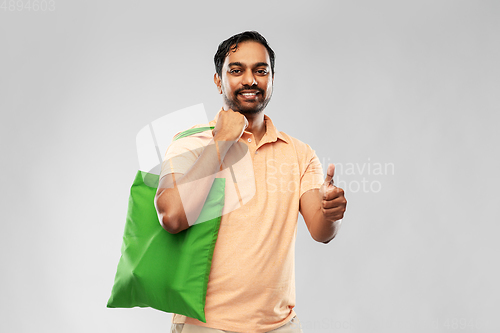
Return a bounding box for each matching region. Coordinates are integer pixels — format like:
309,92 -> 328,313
214,73 -> 222,94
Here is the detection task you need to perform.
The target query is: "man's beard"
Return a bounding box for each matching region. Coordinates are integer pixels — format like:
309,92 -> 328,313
223,86 -> 272,115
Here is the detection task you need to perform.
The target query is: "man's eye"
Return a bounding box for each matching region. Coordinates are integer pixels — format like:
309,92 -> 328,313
230,69 -> 241,74
256,70 -> 268,75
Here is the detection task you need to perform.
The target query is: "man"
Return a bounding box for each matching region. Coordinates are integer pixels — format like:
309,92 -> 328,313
155,31 -> 347,333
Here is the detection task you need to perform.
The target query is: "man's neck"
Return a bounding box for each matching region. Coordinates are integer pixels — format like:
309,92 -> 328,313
242,111 -> 266,145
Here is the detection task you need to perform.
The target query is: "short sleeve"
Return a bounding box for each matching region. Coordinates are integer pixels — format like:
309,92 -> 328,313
299,148 -> 324,198
159,136 -> 206,180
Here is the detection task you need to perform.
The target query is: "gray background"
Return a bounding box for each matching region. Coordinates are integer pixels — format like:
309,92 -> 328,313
1,0 -> 499,332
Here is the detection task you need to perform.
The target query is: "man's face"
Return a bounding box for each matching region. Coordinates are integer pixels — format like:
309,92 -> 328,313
215,41 -> 274,115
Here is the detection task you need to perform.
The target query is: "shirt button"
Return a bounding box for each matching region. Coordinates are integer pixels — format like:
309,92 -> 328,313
248,138 -> 252,142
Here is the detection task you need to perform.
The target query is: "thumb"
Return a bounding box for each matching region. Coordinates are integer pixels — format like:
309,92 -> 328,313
324,163 -> 335,185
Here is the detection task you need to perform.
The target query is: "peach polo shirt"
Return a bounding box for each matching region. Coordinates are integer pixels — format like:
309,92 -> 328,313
159,110 -> 324,333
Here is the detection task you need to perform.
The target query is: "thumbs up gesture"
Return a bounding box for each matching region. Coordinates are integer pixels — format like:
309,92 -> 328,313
319,163 -> 347,222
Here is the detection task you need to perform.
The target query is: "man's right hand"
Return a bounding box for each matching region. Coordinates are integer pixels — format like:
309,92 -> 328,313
212,108 -> 248,141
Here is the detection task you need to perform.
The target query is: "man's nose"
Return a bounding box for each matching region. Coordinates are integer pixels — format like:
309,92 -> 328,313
242,70 -> 257,86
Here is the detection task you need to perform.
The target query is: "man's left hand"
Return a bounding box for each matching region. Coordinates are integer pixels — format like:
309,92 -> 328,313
318,163 -> 347,222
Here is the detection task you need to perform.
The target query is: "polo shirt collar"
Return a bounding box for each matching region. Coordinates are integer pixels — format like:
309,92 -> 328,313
262,114 -> 288,144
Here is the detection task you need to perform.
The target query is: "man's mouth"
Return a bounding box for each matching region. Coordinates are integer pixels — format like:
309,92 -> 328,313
238,91 -> 260,100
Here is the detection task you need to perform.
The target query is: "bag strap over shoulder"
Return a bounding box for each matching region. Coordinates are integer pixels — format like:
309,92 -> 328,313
174,126 -> 215,141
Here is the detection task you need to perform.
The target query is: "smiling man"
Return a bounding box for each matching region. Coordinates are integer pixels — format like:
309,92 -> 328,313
155,31 -> 347,333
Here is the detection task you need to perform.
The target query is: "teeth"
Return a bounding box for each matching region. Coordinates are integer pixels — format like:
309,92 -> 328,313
241,93 -> 256,96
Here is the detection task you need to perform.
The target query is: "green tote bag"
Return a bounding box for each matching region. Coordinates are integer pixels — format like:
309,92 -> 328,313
107,126 -> 222,323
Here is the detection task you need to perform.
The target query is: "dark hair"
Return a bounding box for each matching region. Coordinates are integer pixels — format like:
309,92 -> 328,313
214,31 -> 275,77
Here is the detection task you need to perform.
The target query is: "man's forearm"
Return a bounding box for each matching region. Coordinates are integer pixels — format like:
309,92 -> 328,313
310,209 -> 342,244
